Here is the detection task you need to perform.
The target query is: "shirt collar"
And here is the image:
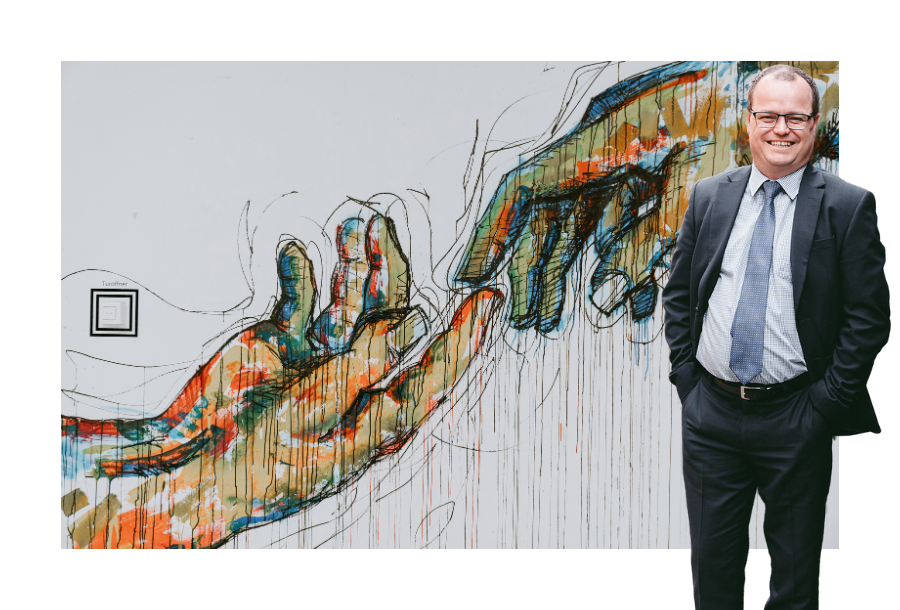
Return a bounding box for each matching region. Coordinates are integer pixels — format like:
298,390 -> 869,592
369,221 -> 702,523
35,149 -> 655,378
748,164 -> 806,200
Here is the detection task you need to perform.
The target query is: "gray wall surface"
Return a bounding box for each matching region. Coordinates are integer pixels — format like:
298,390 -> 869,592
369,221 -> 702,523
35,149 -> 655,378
62,61 -> 839,548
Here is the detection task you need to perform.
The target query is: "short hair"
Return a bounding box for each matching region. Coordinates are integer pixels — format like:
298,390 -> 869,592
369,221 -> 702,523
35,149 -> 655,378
747,64 -> 820,116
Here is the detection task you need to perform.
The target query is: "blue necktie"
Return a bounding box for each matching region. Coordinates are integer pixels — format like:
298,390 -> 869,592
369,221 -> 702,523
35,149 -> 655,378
729,180 -> 781,384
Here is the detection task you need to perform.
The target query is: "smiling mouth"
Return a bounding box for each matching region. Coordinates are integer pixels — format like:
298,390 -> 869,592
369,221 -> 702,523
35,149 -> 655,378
767,141 -> 795,148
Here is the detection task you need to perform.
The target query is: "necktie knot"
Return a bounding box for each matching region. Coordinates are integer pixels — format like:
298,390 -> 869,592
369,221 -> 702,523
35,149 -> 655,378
763,180 -> 782,202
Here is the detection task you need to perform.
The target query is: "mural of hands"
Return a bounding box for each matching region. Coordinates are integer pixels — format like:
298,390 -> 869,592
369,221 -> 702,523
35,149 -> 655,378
62,61 -> 841,550
62,214 -> 504,548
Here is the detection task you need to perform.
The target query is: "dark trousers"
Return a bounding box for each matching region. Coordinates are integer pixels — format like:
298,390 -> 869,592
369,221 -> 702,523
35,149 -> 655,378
682,372 -> 833,610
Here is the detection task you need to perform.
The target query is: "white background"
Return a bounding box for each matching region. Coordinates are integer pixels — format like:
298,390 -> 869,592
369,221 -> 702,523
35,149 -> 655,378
4,1 -> 898,608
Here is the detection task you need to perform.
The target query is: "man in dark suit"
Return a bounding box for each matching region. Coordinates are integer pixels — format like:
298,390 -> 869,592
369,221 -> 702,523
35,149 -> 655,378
662,64 -> 890,609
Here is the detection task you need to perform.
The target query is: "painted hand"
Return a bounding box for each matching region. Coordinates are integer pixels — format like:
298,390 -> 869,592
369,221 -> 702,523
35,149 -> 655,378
453,61 -> 839,331
61,214 -> 504,548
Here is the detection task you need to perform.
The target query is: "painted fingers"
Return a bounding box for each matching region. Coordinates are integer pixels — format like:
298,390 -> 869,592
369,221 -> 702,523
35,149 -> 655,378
272,241 -> 319,363
88,215 -> 415,476
309,215 -> 411,351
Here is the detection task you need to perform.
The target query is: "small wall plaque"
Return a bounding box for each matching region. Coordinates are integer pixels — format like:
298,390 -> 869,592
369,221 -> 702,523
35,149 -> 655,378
90,289 -> 139,337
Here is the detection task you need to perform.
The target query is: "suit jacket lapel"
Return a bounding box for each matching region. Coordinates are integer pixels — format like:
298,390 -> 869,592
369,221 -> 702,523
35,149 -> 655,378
790,163 -> 825,309
698,166 -> 751,307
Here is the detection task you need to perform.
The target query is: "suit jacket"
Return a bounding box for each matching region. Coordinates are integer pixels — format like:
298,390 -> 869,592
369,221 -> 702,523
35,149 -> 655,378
662,163 -> 890,436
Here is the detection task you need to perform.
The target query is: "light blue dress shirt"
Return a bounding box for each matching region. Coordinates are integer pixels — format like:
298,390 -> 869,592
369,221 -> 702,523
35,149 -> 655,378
696,164 -> 808,384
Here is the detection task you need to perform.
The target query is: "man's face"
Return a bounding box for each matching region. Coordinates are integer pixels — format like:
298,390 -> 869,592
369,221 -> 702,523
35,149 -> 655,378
747,75 -> 820,179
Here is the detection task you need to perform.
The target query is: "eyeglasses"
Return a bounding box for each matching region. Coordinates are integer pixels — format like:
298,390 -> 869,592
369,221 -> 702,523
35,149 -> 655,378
749,110 -> 816,130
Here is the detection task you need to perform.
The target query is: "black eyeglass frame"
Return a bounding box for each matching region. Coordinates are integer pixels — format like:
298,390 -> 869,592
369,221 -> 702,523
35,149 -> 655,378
748,110 -> 818,130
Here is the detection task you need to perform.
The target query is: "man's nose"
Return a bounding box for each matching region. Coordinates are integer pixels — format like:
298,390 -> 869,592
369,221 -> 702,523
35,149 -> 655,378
773,115 -> 792,134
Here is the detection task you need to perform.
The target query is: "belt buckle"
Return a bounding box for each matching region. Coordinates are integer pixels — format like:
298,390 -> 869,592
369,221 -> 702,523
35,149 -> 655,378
740,385 -> 773,400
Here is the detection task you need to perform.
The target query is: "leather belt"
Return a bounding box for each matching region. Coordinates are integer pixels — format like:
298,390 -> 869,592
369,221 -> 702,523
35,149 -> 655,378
708,371 -> 811,401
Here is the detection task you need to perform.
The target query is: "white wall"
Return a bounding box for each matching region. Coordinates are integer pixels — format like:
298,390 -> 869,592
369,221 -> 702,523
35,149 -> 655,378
62,61 -> 839,548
